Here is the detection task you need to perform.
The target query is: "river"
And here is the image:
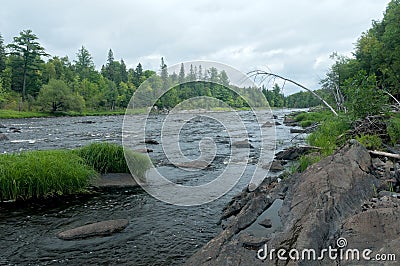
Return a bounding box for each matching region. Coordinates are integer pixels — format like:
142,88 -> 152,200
0,109 -> 306,265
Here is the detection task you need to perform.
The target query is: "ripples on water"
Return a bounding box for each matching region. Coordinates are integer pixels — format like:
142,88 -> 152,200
0,109 -> 306,265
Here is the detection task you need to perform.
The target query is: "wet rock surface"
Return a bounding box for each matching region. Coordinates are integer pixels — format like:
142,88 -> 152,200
186,142 -> 400,265
57,219 -> 129,240
91,173 -> 138,188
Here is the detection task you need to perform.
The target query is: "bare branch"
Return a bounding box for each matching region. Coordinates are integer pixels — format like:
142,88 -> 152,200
249,70 -> 338,116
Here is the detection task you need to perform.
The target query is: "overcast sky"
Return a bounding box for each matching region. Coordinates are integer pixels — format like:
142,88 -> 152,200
0,0 -> 391,94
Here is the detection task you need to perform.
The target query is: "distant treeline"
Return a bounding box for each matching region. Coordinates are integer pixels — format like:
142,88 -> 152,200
0,31 -> 267,113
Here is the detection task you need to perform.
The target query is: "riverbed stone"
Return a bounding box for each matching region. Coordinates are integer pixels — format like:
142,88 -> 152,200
57,219 -> 129,240
91,173 -> 139,188
0,133 -> 8,141
258,218 -> 272,228
232,140 -> 254,149
175,160 -> 210,169
144,138 -> 159,145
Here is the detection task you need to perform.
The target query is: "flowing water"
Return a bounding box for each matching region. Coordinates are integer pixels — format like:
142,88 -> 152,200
0,109 -> 306,265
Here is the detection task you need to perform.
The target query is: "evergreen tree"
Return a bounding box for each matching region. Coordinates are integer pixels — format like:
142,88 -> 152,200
74,46 -> 96,81
7,29 -> 48,101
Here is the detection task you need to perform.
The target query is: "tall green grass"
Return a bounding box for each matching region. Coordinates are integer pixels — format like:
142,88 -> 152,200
0,150 -> 97,201
294,111 -> 333,128
307,116 -> 351,156
75,142 -> 151,179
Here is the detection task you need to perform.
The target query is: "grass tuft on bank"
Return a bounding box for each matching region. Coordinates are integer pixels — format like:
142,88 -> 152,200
0,150 -> 97,201
75,142 -> 151,179
0,142 -> 152,202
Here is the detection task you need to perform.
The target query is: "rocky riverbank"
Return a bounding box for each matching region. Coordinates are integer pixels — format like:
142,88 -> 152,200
186,141 -> 400,265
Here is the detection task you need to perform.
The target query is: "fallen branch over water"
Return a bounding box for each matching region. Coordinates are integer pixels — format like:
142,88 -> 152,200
369,150 -> 400,159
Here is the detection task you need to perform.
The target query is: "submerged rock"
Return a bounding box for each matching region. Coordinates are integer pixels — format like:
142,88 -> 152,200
144,138 -> 159,145
232,140 -> 254,149
175,160 -> 210,169
57,219 -> 129,240
0,133 -> 8,141
91,173 -> 138,188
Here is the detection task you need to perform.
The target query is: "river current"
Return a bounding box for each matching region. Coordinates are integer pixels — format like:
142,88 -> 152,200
0,109 -> 306,265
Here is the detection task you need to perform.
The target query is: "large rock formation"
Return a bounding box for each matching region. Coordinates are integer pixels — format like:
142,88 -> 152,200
186,142 -> 399,265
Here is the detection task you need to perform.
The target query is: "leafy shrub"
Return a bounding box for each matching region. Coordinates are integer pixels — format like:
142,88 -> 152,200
343,71 -> 389,118
0,150 -> 96,201
387,117 -> 400,145
355,134 -> 382,149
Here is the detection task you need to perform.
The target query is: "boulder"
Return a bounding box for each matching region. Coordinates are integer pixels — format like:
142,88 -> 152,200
274,146 -> 319,160
57,219 -> 129,240
175,160 -> 210,169
0,133 -> 8,141
185,141 -> 379,265
263,160 -> 284,172
261,121 -> 275,128
144,138 -> 159,145
290,128 -> 306,134
232,140 -> 254,149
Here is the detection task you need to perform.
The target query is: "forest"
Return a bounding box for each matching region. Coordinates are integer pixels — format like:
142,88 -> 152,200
0,32 -> 266,115
1,1 -> 400,116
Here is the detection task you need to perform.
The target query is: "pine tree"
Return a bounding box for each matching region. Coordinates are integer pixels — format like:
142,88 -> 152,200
7,29 -> 48,101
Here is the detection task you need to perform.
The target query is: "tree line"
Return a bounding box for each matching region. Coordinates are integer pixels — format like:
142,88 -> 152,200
0,30 -> 267,113
0,30 -> 156,112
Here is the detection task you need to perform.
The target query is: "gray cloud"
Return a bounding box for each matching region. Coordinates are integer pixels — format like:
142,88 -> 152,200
0,0 -> 390,94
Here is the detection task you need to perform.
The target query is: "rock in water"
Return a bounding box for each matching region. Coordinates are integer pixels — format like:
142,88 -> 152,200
232,140 -> 254,149
144,138 -> 159,145
0,133 -> 8,141
57,219 -> 129,240
258,218 -> 272,228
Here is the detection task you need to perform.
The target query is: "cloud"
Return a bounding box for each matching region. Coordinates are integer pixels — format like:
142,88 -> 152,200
0,0 -> 391,94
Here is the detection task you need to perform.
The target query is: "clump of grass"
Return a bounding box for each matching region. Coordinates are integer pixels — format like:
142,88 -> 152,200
355,134 -> 382,150
75,142 -> 151,179
298,154 -> 322,172
294,111 -> 332,128
307,116 -> 351,156
124,148 -> 152,181
0,150 -> 96,201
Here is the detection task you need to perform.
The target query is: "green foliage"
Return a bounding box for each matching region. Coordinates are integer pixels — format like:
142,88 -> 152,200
294,111 -> 333,128
343,71 -> 388,118
387,116 -> 400,145
75,142 -> 151,179
6,29 -> 48,101
298,154 -> 322,172
37,79 -> 85,113
307,116 -> 351,156
0,150 -> 96,201
355,134 -> 382,149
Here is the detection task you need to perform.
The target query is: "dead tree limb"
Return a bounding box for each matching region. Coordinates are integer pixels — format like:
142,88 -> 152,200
369,150 -> 400,159
384,90 -> 400,106
249,70 -> 338,116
